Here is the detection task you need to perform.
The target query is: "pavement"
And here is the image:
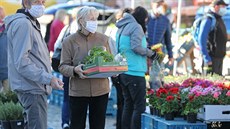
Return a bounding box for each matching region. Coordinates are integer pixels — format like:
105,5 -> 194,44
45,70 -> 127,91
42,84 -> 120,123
47,104 -> 116,129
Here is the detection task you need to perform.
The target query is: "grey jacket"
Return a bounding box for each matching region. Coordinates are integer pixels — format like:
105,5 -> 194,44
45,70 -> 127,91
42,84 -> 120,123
5,13 -> 53,94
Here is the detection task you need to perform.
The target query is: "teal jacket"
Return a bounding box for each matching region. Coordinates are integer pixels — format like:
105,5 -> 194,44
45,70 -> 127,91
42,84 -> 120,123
115,13 -> 153,77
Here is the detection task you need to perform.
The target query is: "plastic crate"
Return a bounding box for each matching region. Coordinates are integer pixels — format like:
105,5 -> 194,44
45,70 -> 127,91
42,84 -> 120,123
109,86 -> 117,102
106,98 -> 117,116
49,89 -> 64,106
141,113 -> 207,129
52,71 -> 63,80
141,113 -> 156,129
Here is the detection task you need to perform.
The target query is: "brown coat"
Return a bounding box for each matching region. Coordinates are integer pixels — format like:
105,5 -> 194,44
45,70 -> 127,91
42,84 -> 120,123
59,31 -> 111,97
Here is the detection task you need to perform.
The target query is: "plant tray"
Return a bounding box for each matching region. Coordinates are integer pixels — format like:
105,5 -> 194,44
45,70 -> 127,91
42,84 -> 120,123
83,56 -> 128,78
197,105 -> 230,121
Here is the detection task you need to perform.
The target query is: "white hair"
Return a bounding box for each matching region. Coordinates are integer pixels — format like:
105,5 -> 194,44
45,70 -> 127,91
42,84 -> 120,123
55,9 -> 67,22
76,6 -> 99,30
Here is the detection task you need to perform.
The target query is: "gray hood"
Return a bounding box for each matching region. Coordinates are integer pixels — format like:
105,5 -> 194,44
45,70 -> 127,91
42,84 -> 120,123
4,13 -> 28,30
116,13 -> 136,29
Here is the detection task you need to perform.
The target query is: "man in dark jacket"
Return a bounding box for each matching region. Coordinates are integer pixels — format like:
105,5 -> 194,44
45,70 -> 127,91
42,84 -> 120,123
147,0 -> 173,65
198,0 -> 228,75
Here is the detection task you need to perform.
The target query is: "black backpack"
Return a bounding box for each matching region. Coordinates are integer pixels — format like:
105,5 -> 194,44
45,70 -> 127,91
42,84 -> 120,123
51,25 -> 71,72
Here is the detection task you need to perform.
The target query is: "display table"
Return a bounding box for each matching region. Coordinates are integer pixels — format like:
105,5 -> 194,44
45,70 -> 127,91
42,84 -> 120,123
141,113 -> 207,129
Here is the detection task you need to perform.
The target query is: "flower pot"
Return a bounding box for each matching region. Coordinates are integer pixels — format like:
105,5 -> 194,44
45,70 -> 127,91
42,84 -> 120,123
1,120 -> 11,129
183,115 -> 187,120
150,107 -> 157,115
10,120 -> 24,129
164,112 -> 174,120
187,113 -> 197,123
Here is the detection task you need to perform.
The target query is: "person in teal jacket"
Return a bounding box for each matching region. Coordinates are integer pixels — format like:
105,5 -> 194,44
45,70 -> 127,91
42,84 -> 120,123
115,6 -> 159,129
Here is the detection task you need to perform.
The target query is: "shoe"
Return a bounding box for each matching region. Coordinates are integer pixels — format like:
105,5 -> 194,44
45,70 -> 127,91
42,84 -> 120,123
63,123 -> 69,129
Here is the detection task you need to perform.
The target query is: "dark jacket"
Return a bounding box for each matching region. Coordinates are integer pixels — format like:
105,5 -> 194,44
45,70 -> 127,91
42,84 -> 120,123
147,14 -> 173,58
198,11 -> 227,63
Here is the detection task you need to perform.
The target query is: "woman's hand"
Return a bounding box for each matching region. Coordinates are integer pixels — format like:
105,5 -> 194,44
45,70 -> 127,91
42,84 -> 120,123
74,64 -> 87,79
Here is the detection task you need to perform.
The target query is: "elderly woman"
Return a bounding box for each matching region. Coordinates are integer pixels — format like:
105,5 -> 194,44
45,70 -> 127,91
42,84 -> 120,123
59,6 -> 111,129
4,0 -> 63,129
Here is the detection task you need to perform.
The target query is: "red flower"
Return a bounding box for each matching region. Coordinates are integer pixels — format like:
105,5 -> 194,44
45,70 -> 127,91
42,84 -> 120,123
156,88 -> 168,96
147,89 -> 154,95
166,96 -> 174,102
188,95 -> 194,101
160,88 -> 168,94
169,87 -> 179,94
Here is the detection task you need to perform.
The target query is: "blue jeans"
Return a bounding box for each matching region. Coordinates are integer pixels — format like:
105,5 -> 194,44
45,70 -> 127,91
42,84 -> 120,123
119,74 -> 146,129
62,76 -> 70,127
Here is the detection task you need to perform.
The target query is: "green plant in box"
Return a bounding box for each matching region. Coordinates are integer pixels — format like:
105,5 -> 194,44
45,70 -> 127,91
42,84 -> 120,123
83,46 -> 114,65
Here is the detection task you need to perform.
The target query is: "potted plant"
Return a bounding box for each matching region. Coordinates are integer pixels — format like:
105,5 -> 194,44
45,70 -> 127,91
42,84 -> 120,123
0,91 -> 18,104
157,87 -> 180,120
182,93 -> 203,123
0,101 -> 24,129
146,89 -> 160,116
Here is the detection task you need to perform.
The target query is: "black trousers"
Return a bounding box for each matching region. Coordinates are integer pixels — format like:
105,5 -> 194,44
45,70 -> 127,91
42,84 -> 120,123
111,76 -> 124,129
202,57 -> 224,75
69,94 -> 108,129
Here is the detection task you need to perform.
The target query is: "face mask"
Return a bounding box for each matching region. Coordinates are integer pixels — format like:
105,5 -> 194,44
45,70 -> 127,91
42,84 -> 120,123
156,6 -> 164,15
218,7 -> 227,16
85,21 -> 98,33
28,5 -> 45,18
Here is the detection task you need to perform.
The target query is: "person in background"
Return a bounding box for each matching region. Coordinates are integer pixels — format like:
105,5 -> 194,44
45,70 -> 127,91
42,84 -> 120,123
0,6 -> 9,93
4,0 -> 64,128
48,9 -> 67,53
116,6 -> 159,129
198,0 -> 228,75
53,7 -> 79,129
44,20 -> 53,46
147,0 -> 173,66
59,6 -> 111,129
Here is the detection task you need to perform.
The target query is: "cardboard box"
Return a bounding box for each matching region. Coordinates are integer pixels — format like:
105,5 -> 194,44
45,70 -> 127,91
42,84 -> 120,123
83,56 -> 128,78
197,105 -> 230,121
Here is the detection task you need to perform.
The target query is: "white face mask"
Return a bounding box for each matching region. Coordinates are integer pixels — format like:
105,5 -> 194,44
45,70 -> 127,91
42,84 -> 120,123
85,21 -> 98,33
156,6 -> 164,15
219,7 -> 227,16
28,5 -> 45,18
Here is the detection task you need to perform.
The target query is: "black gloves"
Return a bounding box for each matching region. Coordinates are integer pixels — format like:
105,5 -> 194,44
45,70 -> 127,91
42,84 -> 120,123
150,52 -> 160,60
